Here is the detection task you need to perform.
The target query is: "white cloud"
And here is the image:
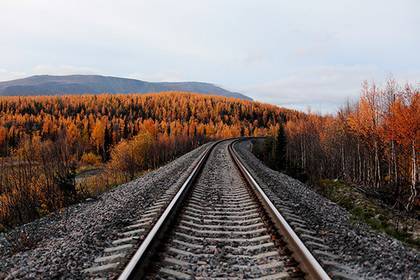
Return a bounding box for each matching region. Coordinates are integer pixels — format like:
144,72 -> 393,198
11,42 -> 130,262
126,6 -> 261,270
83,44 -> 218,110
127,72 -> 185,82
0,0 -> 418,111
242,65 -> 420,114
0,65 -> 100,82
32,65 -> 99,76
0,69 -> 27,82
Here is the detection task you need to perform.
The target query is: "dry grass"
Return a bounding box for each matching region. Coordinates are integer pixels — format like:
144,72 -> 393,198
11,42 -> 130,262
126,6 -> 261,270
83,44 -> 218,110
318,179 -> 420,248
76,168 -> 138,198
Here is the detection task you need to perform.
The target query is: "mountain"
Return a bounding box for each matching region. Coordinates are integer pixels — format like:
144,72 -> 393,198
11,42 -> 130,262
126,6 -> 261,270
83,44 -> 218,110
0,75 -> 252,100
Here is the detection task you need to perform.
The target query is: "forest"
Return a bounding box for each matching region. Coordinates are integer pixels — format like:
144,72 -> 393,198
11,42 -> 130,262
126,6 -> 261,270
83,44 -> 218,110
0,92 -> 294,229
254,80 -> 419,213
0,82 -> 418,233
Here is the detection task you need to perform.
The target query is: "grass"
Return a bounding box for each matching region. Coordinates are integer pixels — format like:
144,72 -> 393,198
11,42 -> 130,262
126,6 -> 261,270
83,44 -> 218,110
76,164 -> 101,173
76,170 -> 125,198
0,166 -> 147,234
75,167 -> 150,198
317,179 -> 420,248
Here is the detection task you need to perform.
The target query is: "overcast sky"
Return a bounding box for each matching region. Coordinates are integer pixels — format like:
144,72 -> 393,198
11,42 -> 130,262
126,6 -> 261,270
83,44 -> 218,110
0,0 -> 419,113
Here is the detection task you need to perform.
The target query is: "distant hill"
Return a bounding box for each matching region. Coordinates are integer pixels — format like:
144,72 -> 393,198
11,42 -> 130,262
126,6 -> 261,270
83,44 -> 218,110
0,75 -> 251,100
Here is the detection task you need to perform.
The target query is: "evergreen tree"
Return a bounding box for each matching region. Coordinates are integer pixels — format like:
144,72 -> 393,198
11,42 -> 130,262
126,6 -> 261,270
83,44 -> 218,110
275,122 -> 287,171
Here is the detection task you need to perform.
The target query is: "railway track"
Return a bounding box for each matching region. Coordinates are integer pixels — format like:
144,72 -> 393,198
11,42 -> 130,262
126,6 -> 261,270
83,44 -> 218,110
109,139 -> 330,280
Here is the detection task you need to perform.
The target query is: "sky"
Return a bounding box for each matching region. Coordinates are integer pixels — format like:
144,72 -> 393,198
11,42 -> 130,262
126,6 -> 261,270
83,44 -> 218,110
0,0 -> 419,113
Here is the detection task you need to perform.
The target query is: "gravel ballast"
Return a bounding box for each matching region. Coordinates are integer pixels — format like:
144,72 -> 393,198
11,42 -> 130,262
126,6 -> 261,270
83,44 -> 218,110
0,143 -> 210,279
149,141 -> 298,278
235,140 -> 419,279
1,138 -> 418,279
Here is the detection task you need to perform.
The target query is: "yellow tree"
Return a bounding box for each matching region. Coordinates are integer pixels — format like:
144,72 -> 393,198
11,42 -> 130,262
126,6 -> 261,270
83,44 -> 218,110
0,126 -> 7,154
91,120 -> 105,159
388,90 -> 419,209
108,132 -> 154,180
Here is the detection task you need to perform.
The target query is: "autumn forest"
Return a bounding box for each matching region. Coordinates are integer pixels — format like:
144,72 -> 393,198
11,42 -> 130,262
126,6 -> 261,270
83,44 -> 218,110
0,92 -> 291,228
254,80 -> 419,214
0,81 -> 419,231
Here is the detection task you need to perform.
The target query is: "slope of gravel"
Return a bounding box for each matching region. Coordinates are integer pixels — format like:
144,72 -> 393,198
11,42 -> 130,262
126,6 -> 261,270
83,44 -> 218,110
235,140 -> 419,279
0,143 -> 210,279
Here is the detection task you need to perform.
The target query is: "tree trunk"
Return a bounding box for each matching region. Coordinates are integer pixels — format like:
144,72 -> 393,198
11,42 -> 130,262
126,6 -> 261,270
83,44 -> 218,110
374,140 -> 381,188
407,140 -> 418,210
341,144 -> 345,177
357,142 -> 362,182
392,140 -> 398,184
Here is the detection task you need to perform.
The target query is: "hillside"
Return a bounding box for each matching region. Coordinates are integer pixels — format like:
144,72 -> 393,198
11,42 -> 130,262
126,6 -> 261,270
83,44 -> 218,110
0,75 -> 252,100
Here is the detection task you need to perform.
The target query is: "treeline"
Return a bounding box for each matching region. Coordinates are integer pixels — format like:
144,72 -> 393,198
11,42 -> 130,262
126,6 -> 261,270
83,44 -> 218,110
254,80 -> 419,211
0,92 -> 293,228
0,92 -> 294,158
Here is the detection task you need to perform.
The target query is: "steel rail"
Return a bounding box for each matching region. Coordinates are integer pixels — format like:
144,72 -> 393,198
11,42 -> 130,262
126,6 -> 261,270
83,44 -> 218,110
228,139 -> 331,280
118,140 -> 221,280
118,138 -> 330,279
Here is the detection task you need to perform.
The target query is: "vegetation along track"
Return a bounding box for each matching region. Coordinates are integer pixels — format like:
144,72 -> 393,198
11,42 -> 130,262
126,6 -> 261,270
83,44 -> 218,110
91,139 -> 331,279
